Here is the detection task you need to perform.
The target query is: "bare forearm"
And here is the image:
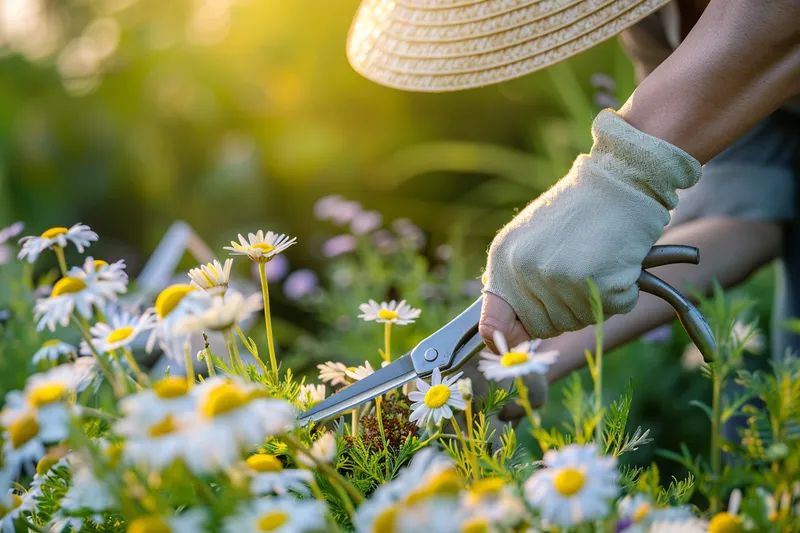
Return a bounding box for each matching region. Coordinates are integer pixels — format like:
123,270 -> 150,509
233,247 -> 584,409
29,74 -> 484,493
619,0 -> 800,164
541,217 -> 780,383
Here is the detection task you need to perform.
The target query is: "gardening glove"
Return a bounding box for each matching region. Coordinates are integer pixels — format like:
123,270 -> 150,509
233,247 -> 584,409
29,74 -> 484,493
481,109 -> 702,345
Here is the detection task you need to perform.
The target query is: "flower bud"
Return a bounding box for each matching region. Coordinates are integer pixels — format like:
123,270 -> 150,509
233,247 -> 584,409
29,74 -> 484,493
457,378 -> 473,401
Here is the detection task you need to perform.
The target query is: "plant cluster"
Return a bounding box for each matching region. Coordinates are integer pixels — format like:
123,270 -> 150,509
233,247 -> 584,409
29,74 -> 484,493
0,215 -> 798,533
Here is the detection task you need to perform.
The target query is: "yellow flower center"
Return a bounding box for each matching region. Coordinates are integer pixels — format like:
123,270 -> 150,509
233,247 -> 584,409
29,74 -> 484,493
633,503 -> 651,522
42,339 -> 63,348
202,383 -> 247,418
29,384 -> 68,407
51,277 -> 86,297
36,454 -> 61,476
10,413 -> 40,448
708,512 -> 742,533
377,309 -> 399,321
501,351 -> 529,366
0,494 -> 22,518
462,518 -> 490,533
424,384 -> 451,408
148,416 -> 178,438
127,516 -> 172,533
106,441 -> 125,467
251,243 -> 276,254
258,511 -> 288,531
154,284 -> 194,319
107,326 -> 135,344
247,454 -> 283,473
553,468 -> 585,497
406,468 -> 463,505
41,227 -> 68,239
466,477 -> 505,503
768,511 -> 779,523
93,259 -> 108,269
372,505 -> 398,533
246,388 -> 272,402
153,377 -> 189,399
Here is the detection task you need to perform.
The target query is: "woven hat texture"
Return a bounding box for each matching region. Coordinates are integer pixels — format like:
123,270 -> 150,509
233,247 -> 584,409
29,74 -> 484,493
347,0 -> 671,92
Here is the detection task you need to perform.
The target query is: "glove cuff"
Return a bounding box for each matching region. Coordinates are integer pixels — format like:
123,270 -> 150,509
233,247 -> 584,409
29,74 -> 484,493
591,109 -> 702,210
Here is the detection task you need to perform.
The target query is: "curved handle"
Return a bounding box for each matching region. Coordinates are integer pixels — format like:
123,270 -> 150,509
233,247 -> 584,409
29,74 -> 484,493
638,247 -> 717,361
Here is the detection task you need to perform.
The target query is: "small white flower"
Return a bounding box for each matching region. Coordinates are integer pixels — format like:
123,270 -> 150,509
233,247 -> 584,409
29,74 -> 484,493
648,518 -> 709,533
297,432 -> 337,468
707,489 -> 743,533
58,454 -> 116,518
298,383 -> 326,407
243,454 -> 313,496
70,257 -> 129,298
122,414 -> 190,471
117,376 -> 196,428
408,368 -> 466,427
0,490 -> 34,533
188,259 -> 233,292
223,498 -> 327,533
90,310 -> 156,353
317,361 -> 350,387
478,331 -> 558,381
731,320 -> 765,354
32,339 -> 77,365
224,230 -> 296,262
523,444 -> 618,527
34,273 -> 124,332
345,361 -> 375,382
1,410 -> 47,479
146,284 -> 211,361
179,289 -> 262,333
125,510 -> 208,533
358,299 -> 421,325
460,477 -> 527,529
457,378 -> 473,401
17,224 -> 98,263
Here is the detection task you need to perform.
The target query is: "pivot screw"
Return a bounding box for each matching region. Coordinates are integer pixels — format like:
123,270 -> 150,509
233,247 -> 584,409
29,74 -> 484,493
423,348 -> 439,362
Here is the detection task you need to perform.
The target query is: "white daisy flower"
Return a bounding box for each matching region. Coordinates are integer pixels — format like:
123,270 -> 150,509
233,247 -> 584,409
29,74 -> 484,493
0,490 -> 35,533
125,510 -> 207,533
317,362 -> 350,387
408,368 -> 466,428
70,257 -> 129,293
358,299 -> 421,325
707,489 -> 742,533
117,376 -> 197,427
33,273 -> 122,332
17,224 -> 98,263
32,339 -> 77,365
460,477 -> 526,528
524,444 -> 618,527
648,518 -> 709,533
297,432 -> 337,468
298,383 -> 326,408
23,454 -> 69,507
345,361 -> 375,382
478,331 -> 559,381
188,259 -> 233,293
146,284 -> 211,361
182,378 -> 295,474
57,454 -> 116,521
1,410 -> 47,478
120,413 -> 190,471
223,498 -> 327,533
90,310 -> 156,353
243,454 -> 313,496
178,289 -> 262,333
224,230 -> 297,262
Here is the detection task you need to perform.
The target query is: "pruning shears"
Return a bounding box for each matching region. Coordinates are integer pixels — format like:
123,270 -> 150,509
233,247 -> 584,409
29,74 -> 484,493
298,245 -> 716,426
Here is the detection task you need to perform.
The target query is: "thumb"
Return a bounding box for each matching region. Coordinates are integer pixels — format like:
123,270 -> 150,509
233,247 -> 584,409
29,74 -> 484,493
479,291 -> 531,353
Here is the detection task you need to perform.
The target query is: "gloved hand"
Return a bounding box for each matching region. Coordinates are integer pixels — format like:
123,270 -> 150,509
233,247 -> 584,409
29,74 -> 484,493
481,110 -> 702,345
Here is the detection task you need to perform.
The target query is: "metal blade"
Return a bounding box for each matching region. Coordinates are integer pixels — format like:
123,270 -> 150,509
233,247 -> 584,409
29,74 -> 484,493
298,355 -> 417,426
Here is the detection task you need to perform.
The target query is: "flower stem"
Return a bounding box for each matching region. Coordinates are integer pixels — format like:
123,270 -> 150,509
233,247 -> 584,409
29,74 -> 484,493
258,260 -> 279,380
515,377 -> 547,452
415,431 -> 442,450
710,364 -> 723,513
464,400 -> 480,479
202,333 -> 217,377
375,397 -> 389,477
283,434 -> 364,504
53,246 -> 68,276
121,347 -> 150,386
227,329 -> 249,382
235,324 -> 268,375
184,342 -> 195,389
351,409 -> 359,437
23,519 -> 49,533
593,330 -> 604,447
71,315 -> 120,397
328,474 -> 357,519
383,322 -> 392,363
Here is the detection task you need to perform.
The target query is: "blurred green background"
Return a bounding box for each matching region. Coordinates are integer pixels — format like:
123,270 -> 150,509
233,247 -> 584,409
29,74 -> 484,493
0,0 -> 776,489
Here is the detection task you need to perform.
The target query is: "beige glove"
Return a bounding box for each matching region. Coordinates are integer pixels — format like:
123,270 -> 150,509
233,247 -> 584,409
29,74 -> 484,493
484,110 -> 702,339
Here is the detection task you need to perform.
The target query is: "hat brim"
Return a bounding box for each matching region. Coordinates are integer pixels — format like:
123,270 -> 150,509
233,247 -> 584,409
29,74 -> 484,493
347,0 -> 671,92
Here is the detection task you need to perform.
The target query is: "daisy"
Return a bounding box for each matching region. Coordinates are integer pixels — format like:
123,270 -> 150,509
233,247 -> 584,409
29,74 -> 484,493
188,259 -> 233,293
57,454 -> 116,524
33,275 -> 116,332
120,413 -> 190,471
182,378 -> 296,474
243,454 -> 313,496
523,444 -> 618,527
125,510 -> 207,533
1,410 -> 47,478
222,498 -> 327,533
117,376 -> 197,427
358,299 -> 421,325
408,368 -> 466,428
70,257 -> 129,292
32,340 -> 77,365
317,362 -> 350,387
460,477 -> 526,528
345,361 -> 375,382
298,383 -> 325,408
146,284 -> 210,361
297,432 -> 337,468
708,489 -> 743,533
0,490 -> 34,533
90,310 -> 156,353
478,331 -> 559,381
178,289 -> 262,333
17,223 -> 98,263
648,518 -> 710,533
224,230 -> 296,262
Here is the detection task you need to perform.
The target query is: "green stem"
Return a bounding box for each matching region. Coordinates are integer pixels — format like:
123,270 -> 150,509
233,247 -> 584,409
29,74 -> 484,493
184,342 -> 195,389
710,365 -> 723,513
23,519 -> 49,533
328,474 -> 357,520
464,400 -> 480,479
384,322 -> 392,363
515,377 -> 547,452
227,329 -> 249,381
53,246 -> 68,276
71,316 -> 120,397
415,431 -> 442,450
282,434 -> 364,504
235,324 -> 268,374
202,348 -> 216,377
375,397 -> 389,477
258,260 -> 279,380
223,329 -> 239,373
308,477 -> 326,501
121,347 -> 150,386
351,409 -> 358,437
594,328 -> 604,446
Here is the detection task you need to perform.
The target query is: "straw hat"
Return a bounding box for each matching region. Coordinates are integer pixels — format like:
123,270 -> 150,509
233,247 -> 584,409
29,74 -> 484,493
346,0 -> 671,92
